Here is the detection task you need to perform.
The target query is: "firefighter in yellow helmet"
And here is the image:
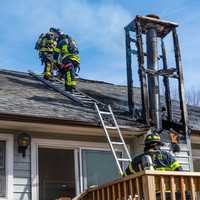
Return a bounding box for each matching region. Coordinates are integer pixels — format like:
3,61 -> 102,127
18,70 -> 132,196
35,32 -> 57,80
54,33 -> 80,92
124,128 -> 182,176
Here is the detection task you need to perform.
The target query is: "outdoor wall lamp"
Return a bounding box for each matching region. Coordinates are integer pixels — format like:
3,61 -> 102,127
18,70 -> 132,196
17,133 -> 31,157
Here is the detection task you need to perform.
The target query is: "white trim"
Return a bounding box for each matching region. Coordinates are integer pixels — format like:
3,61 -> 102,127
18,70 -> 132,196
0,134 -> 14,200
31,142 -> 38,200
32,138 -> 114,150
79,148 -> 83,193
74,149 -> 79,195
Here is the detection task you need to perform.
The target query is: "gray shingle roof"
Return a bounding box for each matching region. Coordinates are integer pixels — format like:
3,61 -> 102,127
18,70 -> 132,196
0,69 -> 144,128
0,69 -> 199,131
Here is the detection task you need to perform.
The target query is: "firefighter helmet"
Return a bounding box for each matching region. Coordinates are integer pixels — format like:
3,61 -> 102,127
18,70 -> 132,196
144,129 -> 164,146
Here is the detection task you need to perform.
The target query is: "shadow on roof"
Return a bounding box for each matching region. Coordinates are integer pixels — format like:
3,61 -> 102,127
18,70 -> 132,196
0,70 -> 33,80
6,77 -> 50,90
28,95 -> 76,106
81,89 -> 128,106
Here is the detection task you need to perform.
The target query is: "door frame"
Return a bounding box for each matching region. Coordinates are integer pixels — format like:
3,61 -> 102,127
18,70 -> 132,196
31,138 -> 127,200
0,133 -> 13,200
32,139 -> 80,200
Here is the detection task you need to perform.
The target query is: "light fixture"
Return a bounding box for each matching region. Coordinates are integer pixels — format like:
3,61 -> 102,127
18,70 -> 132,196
17,133 -> 31,157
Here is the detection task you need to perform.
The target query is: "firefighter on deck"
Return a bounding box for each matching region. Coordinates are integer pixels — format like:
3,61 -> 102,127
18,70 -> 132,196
124,129 -> 182,176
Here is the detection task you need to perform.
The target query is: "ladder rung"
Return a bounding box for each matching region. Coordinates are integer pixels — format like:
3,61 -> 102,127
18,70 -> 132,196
117,158 -> 131,162
75,96 -> 90,99
99,111 -> 112,115
82,99 -> 95,102
105,126 -> 117,130
111,142 -> 124,145
83,101 -> 95,104
52,82 -> 62,85
51,84 -> 63,88
73,94 -> 85,97
81,98 -> 94,101
73,92 -> 82,95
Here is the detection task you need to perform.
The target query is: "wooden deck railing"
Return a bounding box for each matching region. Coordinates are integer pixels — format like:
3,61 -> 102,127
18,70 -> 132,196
73,170 -> 200,200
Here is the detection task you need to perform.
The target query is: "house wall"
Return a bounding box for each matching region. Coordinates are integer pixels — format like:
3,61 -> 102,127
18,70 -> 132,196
10,130 -> 197,200
191,134 -> 200,172
11,131 -> 133,200
13,135 -> 31,200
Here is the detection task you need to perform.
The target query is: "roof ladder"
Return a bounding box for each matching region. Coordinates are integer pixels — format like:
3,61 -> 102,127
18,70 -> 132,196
95,103 -> 132,175
28,70 -> 105,109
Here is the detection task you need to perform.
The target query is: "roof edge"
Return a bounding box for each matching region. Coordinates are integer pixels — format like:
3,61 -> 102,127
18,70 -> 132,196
0,112 -> 98,127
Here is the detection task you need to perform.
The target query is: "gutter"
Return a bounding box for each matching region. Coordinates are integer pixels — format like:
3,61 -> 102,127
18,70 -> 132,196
0,112 -> 147,133
0,112 -> 97,127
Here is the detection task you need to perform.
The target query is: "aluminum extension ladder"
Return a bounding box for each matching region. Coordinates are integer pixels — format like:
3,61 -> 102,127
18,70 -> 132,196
95,103 -> 132,175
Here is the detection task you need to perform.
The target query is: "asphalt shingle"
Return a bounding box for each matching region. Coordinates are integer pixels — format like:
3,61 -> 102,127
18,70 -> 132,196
0,69 -> 199,131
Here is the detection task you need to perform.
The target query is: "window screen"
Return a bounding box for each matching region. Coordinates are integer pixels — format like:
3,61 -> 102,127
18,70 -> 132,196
82,150 -> 120,189
193,158 -> 200,172
0,141 -> 6,197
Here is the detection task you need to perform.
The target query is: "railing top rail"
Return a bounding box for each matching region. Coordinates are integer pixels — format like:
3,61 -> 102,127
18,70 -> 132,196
73,170 -> 200,200
144,170 -> 200,177
87,171 -> 146,192
80,170 -> 200,193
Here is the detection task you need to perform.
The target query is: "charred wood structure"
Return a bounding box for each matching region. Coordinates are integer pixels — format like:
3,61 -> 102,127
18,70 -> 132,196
125,15 -> 192,170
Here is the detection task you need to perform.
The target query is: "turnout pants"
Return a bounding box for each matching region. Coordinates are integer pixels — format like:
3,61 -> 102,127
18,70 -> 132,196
61,58 -> 79,91
40,52 -> 54,80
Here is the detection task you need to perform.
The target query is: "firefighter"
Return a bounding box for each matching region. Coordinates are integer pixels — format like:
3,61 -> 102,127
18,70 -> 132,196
124,128 -> 182,176
49,27 -> 63,43
54,34 -> 80,92
35,32 -> 57,80
48,28 -> 65,72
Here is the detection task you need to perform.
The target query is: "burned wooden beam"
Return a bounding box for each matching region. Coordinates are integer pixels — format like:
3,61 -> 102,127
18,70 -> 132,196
135,20 -> 150,125
172,28 -> 188,133
161,39 -> 172,122
125,29 -> 134,115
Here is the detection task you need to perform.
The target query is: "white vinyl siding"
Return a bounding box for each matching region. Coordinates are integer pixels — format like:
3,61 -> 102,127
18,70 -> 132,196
13,136 -> 31,200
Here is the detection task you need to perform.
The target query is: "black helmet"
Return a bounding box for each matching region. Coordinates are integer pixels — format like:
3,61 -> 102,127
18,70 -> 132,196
144,128 -> 164,146
49,27 -> 61,34
46,32 -> 55,40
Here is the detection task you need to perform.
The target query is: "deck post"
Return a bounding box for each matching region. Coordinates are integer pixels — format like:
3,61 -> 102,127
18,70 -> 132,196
142,174 -> 156,200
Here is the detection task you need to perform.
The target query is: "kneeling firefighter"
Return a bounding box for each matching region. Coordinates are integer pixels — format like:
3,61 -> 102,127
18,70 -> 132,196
124,129 -> 182,176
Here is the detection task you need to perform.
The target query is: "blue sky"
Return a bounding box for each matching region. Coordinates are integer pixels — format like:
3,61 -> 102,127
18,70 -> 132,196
0,0 -> 200,89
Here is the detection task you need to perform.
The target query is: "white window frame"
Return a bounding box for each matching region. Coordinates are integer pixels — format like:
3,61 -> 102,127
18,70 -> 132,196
0,134 -> 14,200
31,138 -> 128,200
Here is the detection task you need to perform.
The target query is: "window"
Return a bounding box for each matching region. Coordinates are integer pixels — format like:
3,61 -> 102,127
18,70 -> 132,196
82,150 -> 120,189
0,141 -> 6,197
193,158 -> 200,172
